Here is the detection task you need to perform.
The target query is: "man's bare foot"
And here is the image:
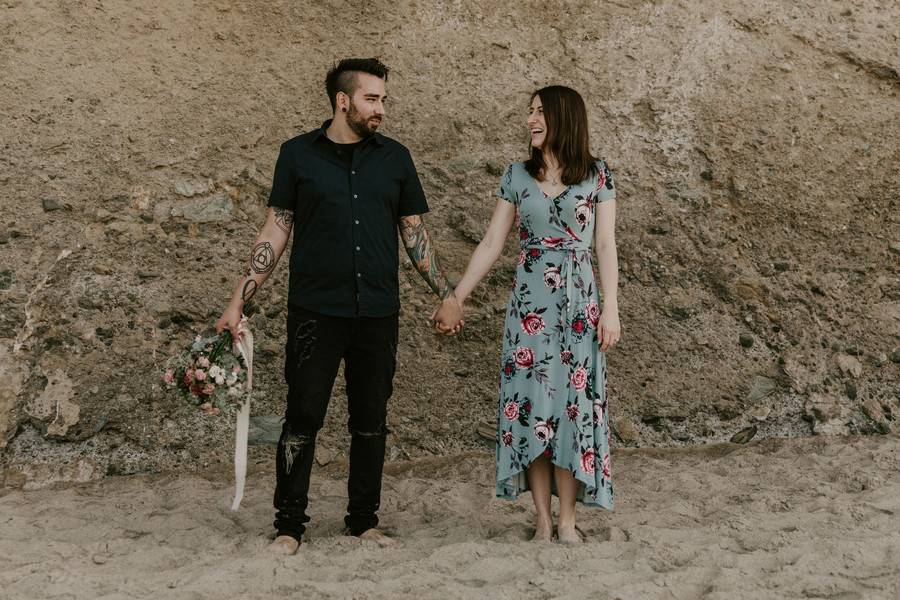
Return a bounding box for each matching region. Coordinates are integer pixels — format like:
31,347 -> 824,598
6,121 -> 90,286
530,518 -> 553,542
557,523 -> 583,545
268,535 -> 300,555
357,528 -> 400,548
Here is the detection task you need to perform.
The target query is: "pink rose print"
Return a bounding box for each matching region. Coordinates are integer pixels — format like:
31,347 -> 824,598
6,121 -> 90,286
602,453 -> 611,478
543,266 -> 562,290
587,303 -> 600,327
502,360 -> 516,378
571,366 -> 587,390
163,369 -> 175,385
560,350 -> 573,364
574,201 -> 592,227
596,169 -> 607,191
501,431 -> 513,447
541,236 -> 564,248
503,401 -> 519,421
581,448 -> 596,474
533,420 -> 554,442
522,400 -> 532,415
593,398 -> 605,424
564,225 -> 581,241
518,250 -> 526,266
572,318 -> 586,334
565,404 -> 579,421
529,248 -> 541,258
521,312 -> 545,335
514,347 -> 534,368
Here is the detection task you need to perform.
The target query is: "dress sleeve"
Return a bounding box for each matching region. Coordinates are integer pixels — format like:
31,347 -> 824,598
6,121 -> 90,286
593,160 -> 616,203
497,164 -> 517,205
267,142 -> 297,210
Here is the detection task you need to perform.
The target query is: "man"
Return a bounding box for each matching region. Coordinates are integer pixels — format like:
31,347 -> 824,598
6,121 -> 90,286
216,58 -> 463,555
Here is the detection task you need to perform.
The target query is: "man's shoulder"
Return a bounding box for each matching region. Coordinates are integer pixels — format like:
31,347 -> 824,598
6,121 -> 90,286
373,133 -> 411,154
279,129 -> 320,153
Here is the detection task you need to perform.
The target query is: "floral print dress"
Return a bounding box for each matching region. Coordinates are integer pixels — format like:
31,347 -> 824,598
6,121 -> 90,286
495,160 -> 616,508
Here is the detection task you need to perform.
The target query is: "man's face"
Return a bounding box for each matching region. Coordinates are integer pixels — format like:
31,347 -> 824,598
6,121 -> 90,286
345,72 -> 386,138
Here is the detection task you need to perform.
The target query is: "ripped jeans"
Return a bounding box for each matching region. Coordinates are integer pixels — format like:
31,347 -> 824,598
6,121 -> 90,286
273,306 -> 399,541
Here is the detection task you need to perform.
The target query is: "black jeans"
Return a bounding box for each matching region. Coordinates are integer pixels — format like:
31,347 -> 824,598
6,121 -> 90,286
273,306 -> 398,541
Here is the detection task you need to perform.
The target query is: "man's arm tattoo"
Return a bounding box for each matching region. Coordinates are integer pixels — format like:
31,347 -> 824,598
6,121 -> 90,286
250,241 -> 276,275
241,278 -> 258,303
399,215 -> 453,299
273,208 -> 293,235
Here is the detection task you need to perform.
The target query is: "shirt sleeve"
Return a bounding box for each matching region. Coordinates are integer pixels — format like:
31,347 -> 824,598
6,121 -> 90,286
497,164 -> 517,205
267,142 -> 297,210
593,160 -> 616,203
397,148 -> 429,217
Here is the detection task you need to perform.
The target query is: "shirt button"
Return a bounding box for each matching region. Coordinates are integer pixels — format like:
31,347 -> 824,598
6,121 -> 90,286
356,246 -> 360,251
357,272 -> 361,277
353,194 -> 358,199
351,170 -> 356,175
355,220 -> 359,225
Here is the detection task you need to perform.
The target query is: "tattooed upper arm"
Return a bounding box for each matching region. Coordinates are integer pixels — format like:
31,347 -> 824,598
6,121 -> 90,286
399,214 -> 425,249
398,214 -> 454,299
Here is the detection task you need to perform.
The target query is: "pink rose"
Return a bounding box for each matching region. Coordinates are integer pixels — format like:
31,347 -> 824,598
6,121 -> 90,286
587,303 -> 600,327
163,369 -> 175,385
232,366 -> 242,374
543,266 -> 562,290
529,248 -> 541,258
571,366 -> 587,390
194,369 -> 206,381
513,347 -> 534,368
574,202 -> 591,226
183,369 -> 195,386
541,236 -> 564,248
518,249 -> 525,266
602,453 -> 611,478
565,404 -> 579,421
501,431 -> 513,446
521,312 -> 545,335
201,383 -> 215,395
503,401 -> 519,421
533,420 -> 554,442
581,449 -> 596,474
197,356 -> 210,368
593,398 -> 605,424
502,360 -> 516,378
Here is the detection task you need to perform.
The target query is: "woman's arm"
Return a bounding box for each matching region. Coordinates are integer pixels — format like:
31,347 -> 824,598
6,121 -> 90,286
594,200 -> 620,350
453,199 -> 517,303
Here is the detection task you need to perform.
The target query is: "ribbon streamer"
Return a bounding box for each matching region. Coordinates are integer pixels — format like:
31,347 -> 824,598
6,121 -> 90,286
230,316 -> 253,511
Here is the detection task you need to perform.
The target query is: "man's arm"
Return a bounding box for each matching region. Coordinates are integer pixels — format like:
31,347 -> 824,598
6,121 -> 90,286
216,207 -> 293,338
398,214 -> 463,332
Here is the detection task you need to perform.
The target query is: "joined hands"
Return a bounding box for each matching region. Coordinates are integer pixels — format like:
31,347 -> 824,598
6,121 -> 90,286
430,294 -> 464,335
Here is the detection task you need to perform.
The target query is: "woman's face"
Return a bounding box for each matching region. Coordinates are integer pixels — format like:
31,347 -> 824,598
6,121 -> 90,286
527,95 -> 546,149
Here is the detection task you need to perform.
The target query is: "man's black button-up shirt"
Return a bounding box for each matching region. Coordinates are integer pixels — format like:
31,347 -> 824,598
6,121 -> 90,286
267,121 -> 429,318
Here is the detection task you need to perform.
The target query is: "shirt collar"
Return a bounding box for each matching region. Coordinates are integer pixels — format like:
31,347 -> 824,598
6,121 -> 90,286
316,119 -> 384,146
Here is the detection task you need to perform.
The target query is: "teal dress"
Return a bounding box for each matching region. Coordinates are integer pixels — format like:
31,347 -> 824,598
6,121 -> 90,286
495,160 -> 616,508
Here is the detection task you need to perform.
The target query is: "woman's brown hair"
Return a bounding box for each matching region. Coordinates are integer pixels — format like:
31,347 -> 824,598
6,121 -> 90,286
524,86 -> 597,185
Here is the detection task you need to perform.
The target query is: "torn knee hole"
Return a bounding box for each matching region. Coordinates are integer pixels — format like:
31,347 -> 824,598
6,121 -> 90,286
350,428 -> 388,438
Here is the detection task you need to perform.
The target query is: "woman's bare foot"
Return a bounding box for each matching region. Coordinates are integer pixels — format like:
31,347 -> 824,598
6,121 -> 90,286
357,528 -> 400,548
557,523 -> 583,545
530,517 -> 553,542
268,535 -> 300,555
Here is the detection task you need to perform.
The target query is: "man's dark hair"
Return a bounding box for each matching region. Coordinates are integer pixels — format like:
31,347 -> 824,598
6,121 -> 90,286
325,58 -> 390,111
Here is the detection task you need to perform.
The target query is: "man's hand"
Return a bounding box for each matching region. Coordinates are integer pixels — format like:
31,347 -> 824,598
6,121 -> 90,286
430,295 -> 464,335
216,301 -> 243,340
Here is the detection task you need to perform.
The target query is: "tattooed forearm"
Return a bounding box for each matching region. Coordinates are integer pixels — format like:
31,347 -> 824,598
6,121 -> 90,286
241,278 -> 258,303
273,208 -> 294,235
399,215 -> 454,299
250,241 -> 276,275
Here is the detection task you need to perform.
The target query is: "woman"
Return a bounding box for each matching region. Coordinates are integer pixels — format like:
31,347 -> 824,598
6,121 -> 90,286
451,86 -> 620,543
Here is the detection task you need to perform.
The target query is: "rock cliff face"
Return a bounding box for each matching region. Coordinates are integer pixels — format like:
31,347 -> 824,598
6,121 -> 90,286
1,1 -> 897,487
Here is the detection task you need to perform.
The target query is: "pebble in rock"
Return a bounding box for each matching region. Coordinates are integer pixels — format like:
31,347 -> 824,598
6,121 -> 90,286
890,349 -> 900,364
730,425 -> 757,444
739,333 -> 754,348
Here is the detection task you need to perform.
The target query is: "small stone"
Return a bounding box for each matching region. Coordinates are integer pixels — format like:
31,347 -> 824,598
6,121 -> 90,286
314,446 -> 336,466
0,270 -> 12,291
749,406 -> 771,422
835,354 -> 862,378
173,178 -> 214,198
739,333 -> 754,348
730,425 -> 757,444
0,231 -> 9,244
888,242 -> 900,255
94,208 -> 114,223
844,346 -> 862,356
92,265 -> 113,277
890,349 -> 900,364
845,381 -> 857,400
91,553 -> 109,565
778,63 -> 794,73
611,417 -> 639,445
137,271 -> 160,280
42,197 -> 64,211
170,192 -> 233,223
700,169 -> 713,181
774,261 -> 791,272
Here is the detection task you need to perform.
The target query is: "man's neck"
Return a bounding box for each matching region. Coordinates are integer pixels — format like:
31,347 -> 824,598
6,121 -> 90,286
325,118 -> 363,144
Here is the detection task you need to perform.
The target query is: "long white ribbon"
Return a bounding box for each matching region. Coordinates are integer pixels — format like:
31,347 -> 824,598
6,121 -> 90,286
230,316 -> 253,511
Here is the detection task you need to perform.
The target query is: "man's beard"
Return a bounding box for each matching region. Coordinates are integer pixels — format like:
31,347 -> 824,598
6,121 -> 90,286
347,103 -> 380,138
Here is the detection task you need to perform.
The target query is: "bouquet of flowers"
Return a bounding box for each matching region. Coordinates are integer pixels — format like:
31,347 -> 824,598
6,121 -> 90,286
163,330 -> 248,415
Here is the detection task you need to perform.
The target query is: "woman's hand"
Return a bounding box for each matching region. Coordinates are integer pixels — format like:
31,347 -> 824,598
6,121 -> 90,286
598,307 -> 621,352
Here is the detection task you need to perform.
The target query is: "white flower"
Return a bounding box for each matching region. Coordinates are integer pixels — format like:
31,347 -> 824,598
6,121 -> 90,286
208,365 -> 222,378
228,386 -> 242,397
226,373 -> 238,386
214,375 -> 225,385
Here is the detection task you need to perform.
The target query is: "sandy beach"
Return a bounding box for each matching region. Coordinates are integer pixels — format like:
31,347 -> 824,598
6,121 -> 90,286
3,433 -> 900,600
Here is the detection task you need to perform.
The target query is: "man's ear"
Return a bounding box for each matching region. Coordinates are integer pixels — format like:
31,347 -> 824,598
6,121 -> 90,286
336,91 -> 350,113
